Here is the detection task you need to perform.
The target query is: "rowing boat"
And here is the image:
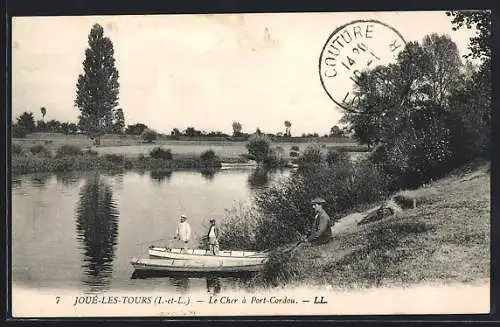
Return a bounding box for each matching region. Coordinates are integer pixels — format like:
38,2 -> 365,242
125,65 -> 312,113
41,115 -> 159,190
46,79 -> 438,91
148,246 -> 268,261
130,257 -> 266,273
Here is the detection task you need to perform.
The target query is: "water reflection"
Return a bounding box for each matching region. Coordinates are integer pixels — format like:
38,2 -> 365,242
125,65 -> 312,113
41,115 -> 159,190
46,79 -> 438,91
200,168 -> 217,181
55,171 -> 84,186
75,172 -> 119,292
11,178 -> 22,187
247,167 -> 269,189
149,170 -> 172,183
169,277 -> 190,294
206,277 -> 222,295
29,173 -> 52,187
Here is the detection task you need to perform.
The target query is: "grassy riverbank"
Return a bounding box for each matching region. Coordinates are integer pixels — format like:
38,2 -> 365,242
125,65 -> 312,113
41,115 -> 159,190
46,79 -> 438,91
258,161 -> 490,288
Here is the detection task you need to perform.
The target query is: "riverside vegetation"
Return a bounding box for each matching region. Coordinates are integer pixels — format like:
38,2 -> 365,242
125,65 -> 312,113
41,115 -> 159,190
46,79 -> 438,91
11,143 -> 224,175
215,14 -> 491,289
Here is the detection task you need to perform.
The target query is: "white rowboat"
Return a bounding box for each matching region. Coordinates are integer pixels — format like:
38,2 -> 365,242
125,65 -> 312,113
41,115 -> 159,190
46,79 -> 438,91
130,257 -> 266,273
148,246 -> 268,262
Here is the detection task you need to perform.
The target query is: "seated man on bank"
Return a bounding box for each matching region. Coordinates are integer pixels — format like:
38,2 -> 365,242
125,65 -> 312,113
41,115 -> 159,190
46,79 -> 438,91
305,197 -> 333,245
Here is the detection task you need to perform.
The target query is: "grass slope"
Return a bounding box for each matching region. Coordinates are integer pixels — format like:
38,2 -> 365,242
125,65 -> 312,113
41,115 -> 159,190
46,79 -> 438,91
285,161 -> 490,289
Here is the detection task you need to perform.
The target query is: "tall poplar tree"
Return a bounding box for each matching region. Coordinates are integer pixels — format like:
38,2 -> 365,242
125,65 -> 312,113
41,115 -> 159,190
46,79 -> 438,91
75,23 -> 120,145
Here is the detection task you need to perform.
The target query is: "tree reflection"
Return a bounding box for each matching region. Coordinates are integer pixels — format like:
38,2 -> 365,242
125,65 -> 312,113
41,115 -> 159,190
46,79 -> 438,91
55,171 -> 85,186
29,173 -> 52,187
247,167 -> 269,189
75,172 -> 119,293
206,277 -> 221,295
169,277 -> 190,294
200,168 -> 217,181
149,170 -> 172,183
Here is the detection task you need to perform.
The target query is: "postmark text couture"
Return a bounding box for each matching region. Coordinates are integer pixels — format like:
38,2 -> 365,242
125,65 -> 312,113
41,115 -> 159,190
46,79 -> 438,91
319,20 -> 407,113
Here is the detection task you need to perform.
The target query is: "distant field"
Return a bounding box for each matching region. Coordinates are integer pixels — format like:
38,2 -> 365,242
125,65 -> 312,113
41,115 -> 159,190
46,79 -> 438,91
12,133 -> 368,160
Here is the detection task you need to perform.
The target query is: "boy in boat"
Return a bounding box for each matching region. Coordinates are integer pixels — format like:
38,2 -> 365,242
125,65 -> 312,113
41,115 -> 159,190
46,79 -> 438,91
174,214 -> 191,252
305,197 -> 333,245
207,219 -> 220,255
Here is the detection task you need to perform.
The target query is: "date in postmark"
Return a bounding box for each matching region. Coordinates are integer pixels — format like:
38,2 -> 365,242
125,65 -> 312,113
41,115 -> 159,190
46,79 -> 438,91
319,20 -> 408,113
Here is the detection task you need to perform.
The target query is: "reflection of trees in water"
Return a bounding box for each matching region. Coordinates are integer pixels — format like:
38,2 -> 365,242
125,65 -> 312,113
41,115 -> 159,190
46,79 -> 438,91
150,170 -> 172,183
75,172 -> 119,293
247,167 -> 269,189
169,277 -> 189,294
106,171 -> 124,190
11,178 -> 22,188
206,277 -> 221,295
29,173 -> 52,187
200,168 -> 217,181
55,171 -> 86,186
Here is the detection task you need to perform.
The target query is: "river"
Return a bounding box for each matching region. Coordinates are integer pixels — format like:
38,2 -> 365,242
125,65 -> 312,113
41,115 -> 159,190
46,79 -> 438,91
11,168 -> 290,295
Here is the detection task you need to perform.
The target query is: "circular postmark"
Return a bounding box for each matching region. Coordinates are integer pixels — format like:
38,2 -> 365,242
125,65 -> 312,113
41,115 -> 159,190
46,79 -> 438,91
319,20 -> 408,113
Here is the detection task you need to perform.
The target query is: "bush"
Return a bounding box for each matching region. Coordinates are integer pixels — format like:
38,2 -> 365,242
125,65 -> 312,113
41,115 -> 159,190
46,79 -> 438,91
12,125 -> 27,138
297,144 -> 323,167
200,149 -> 221,168
200,149 -> 216,162
103,153 -> 125,164
29,144 -> 52,157
83,149 -> 99,157
216,203 -> 262,251
56,145 -> 83,157
326,149 -> 349,166
149,147 -> 172,160
141,128 -> 157,143
251,158 -> 389,249
291,145 -> 300,152
246,134 -> 271,163
263,148 -> 287,168
12,144 -> 24,156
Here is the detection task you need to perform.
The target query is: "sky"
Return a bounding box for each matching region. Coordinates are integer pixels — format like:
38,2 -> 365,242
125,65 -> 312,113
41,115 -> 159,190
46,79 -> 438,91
12,11 -> 476,136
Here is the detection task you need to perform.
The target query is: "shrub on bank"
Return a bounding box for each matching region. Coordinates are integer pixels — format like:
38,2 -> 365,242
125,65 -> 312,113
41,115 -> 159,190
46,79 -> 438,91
12,125 -> 27,138
149,147 -> 172,160
199,149 -> 221,168
216,203 -> 262,251
295,144 -> 323,170
248,158 -> 389,250
56,145 -> 83,157
12,144 -> 24,156
141,128 -> 157,143
30,144 -> 52,157
263,148 -> 288,169
326,149 -> 349,166
246,134 -> 271,163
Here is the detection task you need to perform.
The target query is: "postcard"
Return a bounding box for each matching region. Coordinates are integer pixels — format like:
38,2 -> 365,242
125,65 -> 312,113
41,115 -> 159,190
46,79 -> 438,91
10,10 -> 491,317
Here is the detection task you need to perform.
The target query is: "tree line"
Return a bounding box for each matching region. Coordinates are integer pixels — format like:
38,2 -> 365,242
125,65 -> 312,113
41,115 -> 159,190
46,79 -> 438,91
12,23 -> 351,143
340,10 -> 490,188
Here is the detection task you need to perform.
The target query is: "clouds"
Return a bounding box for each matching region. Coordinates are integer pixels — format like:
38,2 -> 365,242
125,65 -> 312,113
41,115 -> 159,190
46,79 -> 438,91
12,12 -> 474,135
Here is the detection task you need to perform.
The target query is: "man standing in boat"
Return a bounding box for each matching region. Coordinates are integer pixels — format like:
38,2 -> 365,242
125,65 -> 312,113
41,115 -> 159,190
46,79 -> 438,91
207,218 -> 220,255
305,197 -> 333,245
174,214 -> 191,252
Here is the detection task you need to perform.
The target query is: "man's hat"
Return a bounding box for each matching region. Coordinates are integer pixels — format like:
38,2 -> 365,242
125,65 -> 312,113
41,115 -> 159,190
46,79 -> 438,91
210,218 -> 216,223
180,214 -> 187,219
311,197 -> 326,204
